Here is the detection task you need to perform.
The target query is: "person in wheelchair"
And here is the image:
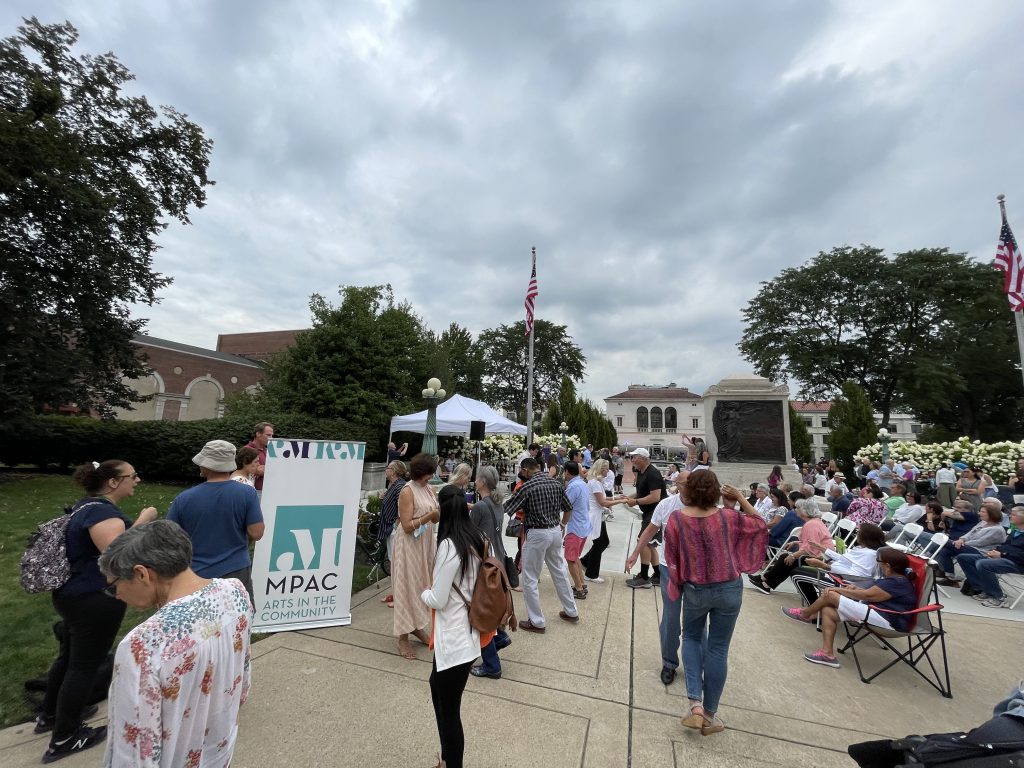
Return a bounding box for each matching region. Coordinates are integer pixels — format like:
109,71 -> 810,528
782,547 -> 917,669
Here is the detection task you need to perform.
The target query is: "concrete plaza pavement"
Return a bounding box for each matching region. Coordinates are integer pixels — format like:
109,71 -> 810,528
3,501 -> 1022,767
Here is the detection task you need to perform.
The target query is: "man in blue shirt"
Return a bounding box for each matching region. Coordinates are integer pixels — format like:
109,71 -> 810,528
168,440 -> 264,602
562,461 -> 593,600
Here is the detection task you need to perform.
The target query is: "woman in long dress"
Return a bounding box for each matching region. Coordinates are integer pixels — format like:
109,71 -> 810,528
393,453 -> 439,659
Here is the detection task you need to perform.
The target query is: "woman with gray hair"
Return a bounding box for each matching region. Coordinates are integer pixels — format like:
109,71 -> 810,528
747,498 -> 836,595
99,520 -> 253,767
469,465 -> 513,679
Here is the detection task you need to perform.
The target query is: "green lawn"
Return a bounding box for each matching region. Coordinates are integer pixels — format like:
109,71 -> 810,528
0,473 -> 381,729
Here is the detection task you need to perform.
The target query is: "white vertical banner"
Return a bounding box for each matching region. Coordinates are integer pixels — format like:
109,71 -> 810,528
251,438 -> 365,633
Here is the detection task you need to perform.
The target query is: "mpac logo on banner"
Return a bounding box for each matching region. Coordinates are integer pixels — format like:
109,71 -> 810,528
251,439 -> 364,633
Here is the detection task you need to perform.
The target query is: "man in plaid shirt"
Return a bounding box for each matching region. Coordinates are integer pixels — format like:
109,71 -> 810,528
504,458 -> 580,632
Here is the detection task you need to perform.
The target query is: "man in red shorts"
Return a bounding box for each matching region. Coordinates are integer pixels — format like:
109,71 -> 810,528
562,461 -> 593,600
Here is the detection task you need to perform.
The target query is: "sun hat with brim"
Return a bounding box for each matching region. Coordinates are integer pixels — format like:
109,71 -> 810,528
193,440 -> 237,472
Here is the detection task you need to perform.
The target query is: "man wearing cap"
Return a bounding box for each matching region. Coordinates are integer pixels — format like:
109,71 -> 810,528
244,422 -> 274,495
824,472 -> 849,497
167,440 -> 265,602
621,448 -> 667,589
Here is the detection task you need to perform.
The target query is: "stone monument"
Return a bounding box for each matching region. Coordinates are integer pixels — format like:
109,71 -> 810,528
702,373 -> 791,467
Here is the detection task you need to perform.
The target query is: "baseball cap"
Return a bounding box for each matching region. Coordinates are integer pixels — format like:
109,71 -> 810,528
628,448 -> 650,458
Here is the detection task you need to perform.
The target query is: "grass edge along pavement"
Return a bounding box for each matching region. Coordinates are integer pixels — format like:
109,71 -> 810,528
0,472 -> 381,729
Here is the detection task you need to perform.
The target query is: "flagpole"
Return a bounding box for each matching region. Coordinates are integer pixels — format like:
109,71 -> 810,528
526,247 -> 536,444
997,194 -> 1024,393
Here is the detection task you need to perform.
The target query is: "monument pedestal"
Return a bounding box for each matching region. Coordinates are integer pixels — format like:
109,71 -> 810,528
702,373 -> 791,466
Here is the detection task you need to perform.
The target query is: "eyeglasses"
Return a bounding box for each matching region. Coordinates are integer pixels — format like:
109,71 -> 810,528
118,472 -> 140,480
103,577 -> 124,597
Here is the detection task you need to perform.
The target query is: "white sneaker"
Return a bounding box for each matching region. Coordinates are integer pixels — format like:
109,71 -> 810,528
584,576 -> 605,584
971,593 -> 991,602
981,596 -> 1008,608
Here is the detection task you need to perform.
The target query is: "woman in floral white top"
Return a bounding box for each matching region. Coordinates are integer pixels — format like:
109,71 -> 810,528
98,520 -> 253,767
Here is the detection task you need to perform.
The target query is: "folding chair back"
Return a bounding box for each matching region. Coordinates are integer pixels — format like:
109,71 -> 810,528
764,526 -> 802,571
821,511 -> 839,534
890,522 -> 923,552
917,533 -> 949,563
836,517 -> 857,546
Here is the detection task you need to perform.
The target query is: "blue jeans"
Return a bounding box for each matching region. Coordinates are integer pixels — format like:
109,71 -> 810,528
660,571 -> 682,670
680,578 -> 742,714
958,554 -> 1021,599
936,544 -> 981,577
478,629 -> 509,674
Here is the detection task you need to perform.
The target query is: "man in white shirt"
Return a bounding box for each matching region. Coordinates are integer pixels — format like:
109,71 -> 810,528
625,472 -> 688,685
825,472 -> 850,497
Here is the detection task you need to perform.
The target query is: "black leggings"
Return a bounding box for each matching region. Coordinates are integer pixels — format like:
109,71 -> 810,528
580,522 -> 609,578
43,590 -> 126,740
429,658 -> 473,768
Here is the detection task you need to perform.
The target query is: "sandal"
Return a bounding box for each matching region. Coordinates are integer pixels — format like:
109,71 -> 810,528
701,714 -> 725,736
680,703 -> 707,730
397,639 -> 417,660
412,628 -> 431,646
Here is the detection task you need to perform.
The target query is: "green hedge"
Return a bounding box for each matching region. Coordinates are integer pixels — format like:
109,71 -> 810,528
0,415 -> 380,482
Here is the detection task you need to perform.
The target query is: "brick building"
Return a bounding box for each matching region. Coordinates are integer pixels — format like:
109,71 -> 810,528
115,336 -> 266,421
216,330 -> 304,362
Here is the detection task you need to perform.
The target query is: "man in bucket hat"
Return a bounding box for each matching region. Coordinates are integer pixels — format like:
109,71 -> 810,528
167,440 -> 264,602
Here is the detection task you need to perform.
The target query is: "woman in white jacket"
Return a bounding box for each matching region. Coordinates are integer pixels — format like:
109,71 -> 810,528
420,485 -> 486,768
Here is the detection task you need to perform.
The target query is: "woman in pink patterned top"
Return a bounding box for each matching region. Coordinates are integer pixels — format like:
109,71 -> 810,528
845,485 -> 887,526
663,470 -> 768,737
98,520 -> 253,768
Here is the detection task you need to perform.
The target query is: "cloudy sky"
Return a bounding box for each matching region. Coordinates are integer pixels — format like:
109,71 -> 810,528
7,1 -> 1024,406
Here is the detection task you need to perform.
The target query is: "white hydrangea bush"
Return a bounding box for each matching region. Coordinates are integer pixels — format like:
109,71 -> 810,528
856,436 -> 1024,482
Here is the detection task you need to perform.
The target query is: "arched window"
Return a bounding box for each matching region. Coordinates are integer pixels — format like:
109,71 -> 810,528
665,407 -> 677,430
650,407 -> 663,430
636,406 -> 648,430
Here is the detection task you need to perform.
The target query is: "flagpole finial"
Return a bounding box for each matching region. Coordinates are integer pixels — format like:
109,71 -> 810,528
998,194 -> 1005,203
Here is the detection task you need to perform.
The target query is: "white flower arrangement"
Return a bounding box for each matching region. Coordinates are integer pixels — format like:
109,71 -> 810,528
855,437 -> 1024,482
533,432 -> 583,452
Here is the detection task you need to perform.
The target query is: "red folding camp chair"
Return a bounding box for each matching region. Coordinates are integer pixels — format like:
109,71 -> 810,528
835,553 -> 952,698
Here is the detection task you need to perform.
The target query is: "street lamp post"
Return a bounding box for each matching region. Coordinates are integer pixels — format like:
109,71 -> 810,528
421,377 -> 446,458
559,421 -> 569,449
877,428 -> 891,463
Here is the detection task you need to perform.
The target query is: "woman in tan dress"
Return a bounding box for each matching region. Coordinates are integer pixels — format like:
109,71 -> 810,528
393,453 -> 440,659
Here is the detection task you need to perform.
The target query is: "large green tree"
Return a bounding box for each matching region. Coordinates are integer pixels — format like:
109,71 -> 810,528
255,285 -> 437,431
435,322 -> 485,401
739,246 -> 1023,436
0,19 -> 213,420
827,380 -> 878,474
478,319 -> 585,421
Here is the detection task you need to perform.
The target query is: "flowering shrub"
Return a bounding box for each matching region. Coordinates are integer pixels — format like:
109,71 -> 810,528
533,432 -> 583,452
856,437 -> 1024,482
480,434 -> 525,461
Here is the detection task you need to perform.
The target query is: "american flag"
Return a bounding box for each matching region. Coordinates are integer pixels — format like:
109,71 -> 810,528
524,248 -> 539,335
995,205 -> 1024,312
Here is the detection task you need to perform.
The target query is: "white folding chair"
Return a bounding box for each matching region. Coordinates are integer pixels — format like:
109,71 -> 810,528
821,511 -> 839,535
835,517 -> 858,547
889,522 -> 924,553
997,573 -> 1024,610
763,526 -> 802,572
916,533 -> 950,597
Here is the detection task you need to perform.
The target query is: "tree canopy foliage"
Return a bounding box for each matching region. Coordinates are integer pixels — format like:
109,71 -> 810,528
478,319 -> 585,422
827,380 -> 878,474
739,246 -> 1023,439
0,18 -> 213,420
541,376 -> 617,449
244,286 -> 437,433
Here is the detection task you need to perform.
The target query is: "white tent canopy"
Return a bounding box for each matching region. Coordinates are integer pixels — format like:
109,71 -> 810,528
389,394 -> 527,438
